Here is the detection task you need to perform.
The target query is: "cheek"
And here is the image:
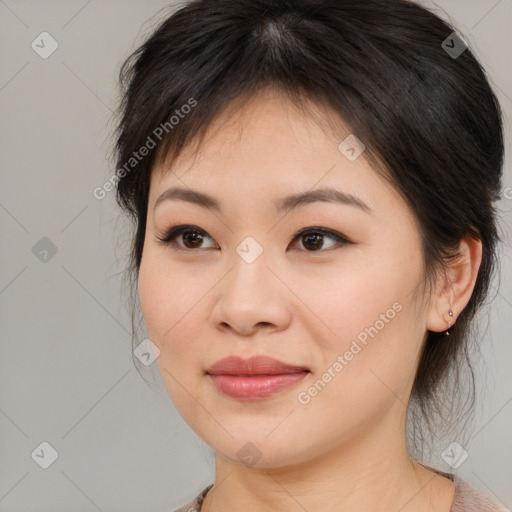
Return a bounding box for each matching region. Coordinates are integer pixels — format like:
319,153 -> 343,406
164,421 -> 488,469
138,251 -> 206,366
138,246 -> 184,328
309,265 -> 401,351
308,247 -> 425,391
138,255 -> 166,340
138,254 -> 206,414
138,251 -> 186,353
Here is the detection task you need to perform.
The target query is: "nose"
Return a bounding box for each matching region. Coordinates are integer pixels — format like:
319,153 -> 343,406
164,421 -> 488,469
211,249 -> 292,337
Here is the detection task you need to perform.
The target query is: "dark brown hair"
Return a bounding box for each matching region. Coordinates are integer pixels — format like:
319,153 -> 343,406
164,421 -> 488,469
112,0 -> 504,456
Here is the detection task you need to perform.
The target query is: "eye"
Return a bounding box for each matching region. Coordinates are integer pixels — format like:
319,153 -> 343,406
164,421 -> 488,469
156,225 -> 217,250
289,226 -> 350,252
155,225 -> 351,252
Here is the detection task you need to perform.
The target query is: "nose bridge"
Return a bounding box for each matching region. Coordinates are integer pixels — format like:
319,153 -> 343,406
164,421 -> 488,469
228,234 -> 272,299
212,235 -> 291,334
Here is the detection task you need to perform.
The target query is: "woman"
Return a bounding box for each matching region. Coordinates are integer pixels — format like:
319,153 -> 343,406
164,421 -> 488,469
113,0 -> 507,510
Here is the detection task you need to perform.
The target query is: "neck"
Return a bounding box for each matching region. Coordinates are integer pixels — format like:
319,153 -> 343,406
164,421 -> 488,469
201,407 -> 454,512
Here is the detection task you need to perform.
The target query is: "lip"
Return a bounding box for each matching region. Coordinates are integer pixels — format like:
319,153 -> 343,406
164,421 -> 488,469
206,355 -> 309,376
206,355 -> 310,400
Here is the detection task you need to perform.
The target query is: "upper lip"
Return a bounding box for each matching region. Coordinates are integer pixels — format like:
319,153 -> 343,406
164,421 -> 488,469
206,355 -> 310,376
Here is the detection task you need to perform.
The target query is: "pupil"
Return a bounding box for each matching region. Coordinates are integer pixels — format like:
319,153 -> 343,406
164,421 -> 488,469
184,230 -> 203,248
303,233 -> 322,251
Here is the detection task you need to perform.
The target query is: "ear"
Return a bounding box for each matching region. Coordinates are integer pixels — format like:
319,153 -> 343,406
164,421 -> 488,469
426,234 -> 483,333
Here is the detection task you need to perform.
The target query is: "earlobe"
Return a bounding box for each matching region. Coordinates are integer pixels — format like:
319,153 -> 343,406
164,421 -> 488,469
426,234 -> 483,334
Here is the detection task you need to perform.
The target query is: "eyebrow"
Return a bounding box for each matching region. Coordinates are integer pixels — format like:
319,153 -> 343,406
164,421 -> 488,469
154,186 -> 372,215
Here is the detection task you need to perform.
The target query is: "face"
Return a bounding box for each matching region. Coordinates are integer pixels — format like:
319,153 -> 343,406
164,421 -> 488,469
138,89 -> 431,468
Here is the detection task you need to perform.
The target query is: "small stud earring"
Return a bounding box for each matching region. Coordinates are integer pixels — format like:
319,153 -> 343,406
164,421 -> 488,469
445,309 -> 453,336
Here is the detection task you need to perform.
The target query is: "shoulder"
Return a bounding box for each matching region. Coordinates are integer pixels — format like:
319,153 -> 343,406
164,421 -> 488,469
170,484 -> 213,512
452,475 -> 507,512
421,463 -> 506,512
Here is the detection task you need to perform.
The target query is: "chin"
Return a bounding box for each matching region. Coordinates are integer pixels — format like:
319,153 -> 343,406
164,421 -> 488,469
208,435 -> 313,470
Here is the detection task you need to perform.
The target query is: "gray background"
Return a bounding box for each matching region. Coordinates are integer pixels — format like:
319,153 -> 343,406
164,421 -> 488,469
0,1 -> 511,511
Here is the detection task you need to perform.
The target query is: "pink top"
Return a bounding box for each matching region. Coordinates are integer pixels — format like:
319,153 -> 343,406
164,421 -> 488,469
172,472 -> 507,512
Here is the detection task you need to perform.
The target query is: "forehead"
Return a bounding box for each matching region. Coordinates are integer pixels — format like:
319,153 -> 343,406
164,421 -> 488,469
148,89 -> 400,217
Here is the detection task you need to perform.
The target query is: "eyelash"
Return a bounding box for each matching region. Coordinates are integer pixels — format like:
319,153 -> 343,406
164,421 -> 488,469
155,225 -> 351,253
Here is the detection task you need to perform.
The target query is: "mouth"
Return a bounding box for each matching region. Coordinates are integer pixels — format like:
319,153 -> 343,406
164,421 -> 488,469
206,354 -> 310,376
206,355 -> 311,400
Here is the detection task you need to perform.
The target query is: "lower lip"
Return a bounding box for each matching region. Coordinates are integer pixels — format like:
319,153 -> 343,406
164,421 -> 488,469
209,372 -> 309,400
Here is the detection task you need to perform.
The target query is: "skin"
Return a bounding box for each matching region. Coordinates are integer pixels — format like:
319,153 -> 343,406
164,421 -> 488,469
138,88 -> 482,511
